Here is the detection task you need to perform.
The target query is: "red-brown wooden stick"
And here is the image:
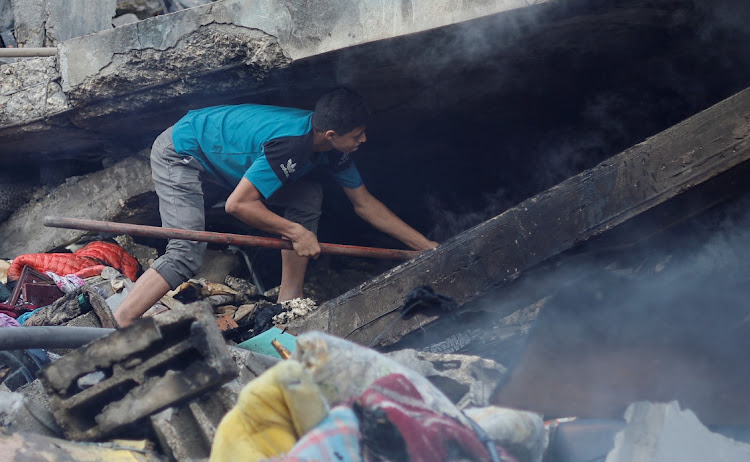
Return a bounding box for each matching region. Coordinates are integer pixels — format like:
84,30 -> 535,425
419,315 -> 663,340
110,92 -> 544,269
43,216 -> 419,261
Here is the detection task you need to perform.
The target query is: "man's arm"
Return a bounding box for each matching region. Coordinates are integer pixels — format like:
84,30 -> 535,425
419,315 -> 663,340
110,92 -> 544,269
343,185 -> 438,251
225,178 -> 321,257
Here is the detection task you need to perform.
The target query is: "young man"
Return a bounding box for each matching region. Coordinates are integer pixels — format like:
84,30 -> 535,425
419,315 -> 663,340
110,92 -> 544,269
114,88 -> 437,327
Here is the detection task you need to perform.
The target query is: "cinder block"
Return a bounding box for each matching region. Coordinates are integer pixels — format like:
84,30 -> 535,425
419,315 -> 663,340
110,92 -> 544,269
150,347 -> 276,461
151,383 -> 240,462
38,301 -> 237,441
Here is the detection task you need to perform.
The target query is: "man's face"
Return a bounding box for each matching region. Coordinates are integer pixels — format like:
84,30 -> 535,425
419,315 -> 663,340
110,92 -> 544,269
327,126 -> 367,153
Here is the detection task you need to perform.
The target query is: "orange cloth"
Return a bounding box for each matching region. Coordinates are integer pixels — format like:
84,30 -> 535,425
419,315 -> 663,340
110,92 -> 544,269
8,241 -> 138,282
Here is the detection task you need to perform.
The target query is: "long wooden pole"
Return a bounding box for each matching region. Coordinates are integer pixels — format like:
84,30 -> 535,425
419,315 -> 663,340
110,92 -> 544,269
43,216 -> 420,261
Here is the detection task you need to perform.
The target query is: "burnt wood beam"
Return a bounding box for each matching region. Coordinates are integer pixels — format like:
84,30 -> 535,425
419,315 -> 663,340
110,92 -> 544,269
287,85 -> 750,346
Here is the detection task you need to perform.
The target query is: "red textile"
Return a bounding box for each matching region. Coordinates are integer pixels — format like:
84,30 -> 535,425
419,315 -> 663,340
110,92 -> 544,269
1,302 -> 38,318
354,374 -> 516,462
8,241 -> 138,282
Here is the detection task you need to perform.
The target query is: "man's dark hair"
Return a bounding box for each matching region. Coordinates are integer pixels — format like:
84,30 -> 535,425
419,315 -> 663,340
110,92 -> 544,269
312,87 -> 370,134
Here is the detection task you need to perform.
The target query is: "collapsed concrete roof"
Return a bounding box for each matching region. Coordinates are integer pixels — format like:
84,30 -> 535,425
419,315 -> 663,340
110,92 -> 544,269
0,0 -> 553,164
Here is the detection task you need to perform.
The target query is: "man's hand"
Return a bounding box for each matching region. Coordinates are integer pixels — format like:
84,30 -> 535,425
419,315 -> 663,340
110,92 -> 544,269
419,240 -> 439,251
227,178 -> 321,258
290,225 -> 321,258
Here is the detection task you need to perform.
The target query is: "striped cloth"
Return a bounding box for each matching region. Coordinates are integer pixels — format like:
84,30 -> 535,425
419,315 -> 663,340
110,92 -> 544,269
273,406 -> 362,462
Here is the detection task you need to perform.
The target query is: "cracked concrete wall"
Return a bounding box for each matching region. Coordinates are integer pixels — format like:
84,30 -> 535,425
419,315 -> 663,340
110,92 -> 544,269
45,0 -> 116,46
11,0 -> 116,47
0,57 -> 69,128
10,0 -> 45,47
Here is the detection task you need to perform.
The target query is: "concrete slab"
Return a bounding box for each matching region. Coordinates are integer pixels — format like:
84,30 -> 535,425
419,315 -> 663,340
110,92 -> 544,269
0,155 -> 154,258
59,0 -> 547,94
0,56 -> 69,128
0,0 -> 552,162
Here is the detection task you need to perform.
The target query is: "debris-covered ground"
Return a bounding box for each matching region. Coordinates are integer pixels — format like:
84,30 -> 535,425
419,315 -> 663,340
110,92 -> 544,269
3,1 -> 750,461
3,218 -> 750,461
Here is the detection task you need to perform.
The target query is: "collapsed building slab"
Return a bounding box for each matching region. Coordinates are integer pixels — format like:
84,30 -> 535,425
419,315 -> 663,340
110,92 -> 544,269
0,155 -> 154,258
0,0 -> 552,163
287,84 -> 750,347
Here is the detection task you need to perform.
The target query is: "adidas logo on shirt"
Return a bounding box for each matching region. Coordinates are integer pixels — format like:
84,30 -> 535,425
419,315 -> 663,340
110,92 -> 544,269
280,159 -> 297,178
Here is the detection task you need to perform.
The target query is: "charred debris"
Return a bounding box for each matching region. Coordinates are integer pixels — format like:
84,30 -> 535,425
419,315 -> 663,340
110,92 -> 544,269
2,0 -> 750,461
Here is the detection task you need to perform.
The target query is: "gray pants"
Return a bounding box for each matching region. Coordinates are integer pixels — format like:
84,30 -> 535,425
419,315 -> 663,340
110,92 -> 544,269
150,127 -> 323,289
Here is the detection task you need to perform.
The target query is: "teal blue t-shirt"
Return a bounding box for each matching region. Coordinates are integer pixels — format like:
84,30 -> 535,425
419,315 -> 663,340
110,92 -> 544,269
171,104 -> 363,198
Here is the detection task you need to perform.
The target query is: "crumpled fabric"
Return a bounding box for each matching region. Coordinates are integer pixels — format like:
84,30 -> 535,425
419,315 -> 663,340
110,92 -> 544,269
0,302 -> 38,319
23,286 -> 97,327
0,313 -> 20,327
291,331 -> 468,425
45,272 -> 86,293
353,374 -> 517,462
273,406 -> 362,462
209,359 -> 329,462
8,241 -> 138,282
16,308 -> 42,325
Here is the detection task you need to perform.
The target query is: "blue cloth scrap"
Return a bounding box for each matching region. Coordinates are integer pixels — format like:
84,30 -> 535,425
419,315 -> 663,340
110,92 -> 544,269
16,308 -> 42,325
279,406 -> 362,462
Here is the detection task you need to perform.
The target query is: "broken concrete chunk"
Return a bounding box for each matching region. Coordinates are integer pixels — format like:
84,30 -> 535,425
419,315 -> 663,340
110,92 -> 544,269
112,13 -> 139,27
114,234 -> 159,272
386,348 -> 507,408
605,401 -> 750,462
116,0 -> 163,19
293,331 -> 471,427
151,383 -> 239,462
0,56 -> 67,127
224,275 -> 259,298
274,297 -> 317,325
0,390 -> 62,437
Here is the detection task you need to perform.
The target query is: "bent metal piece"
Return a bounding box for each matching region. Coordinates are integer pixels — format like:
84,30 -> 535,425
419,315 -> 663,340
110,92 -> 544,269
44,216 -> 420,261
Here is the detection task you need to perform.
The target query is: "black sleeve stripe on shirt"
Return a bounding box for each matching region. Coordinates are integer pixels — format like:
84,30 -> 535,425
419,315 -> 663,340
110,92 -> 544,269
263,132 -> 313,184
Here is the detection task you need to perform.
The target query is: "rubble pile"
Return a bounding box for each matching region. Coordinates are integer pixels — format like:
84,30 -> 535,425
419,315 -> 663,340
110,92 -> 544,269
2,234 -> 749,461
0,239 -> 552,461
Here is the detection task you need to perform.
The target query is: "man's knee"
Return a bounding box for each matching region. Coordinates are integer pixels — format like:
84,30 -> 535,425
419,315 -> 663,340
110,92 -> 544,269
151,241 -> 207,289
